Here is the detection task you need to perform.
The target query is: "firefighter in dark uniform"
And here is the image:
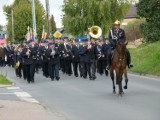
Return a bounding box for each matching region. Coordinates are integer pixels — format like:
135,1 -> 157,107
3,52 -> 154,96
79,37 -> 88,79
96,38 -> 105,75
86,39 -> 98,80
46,43 -> 60,81
102,38 -> 111,76
14,44 -> 23,78
61,37 -> 72,76
29,40 -> 37,79
55,37 -> 61,71
107,20 -> 133,70
21,41 -> 35,83
71,39 -> 80,77
21,41 -> 28,80
40,40 -> 49,78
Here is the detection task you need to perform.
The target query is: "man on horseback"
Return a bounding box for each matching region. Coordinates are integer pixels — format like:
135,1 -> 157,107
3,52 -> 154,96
106,20 -> 133,70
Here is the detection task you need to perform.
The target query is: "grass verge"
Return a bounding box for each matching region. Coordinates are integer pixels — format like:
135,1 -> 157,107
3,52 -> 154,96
129,41 -> 160,76
0,74 -> 12,85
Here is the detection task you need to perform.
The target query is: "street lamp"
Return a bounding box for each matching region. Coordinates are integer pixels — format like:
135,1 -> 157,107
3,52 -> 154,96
4,10 -> 14,41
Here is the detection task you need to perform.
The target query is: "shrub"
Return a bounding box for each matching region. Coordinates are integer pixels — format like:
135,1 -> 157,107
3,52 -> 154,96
124,19 -> 144,42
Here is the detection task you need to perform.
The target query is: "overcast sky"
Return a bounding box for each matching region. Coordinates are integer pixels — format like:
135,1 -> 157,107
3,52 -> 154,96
0,0 -> 63,28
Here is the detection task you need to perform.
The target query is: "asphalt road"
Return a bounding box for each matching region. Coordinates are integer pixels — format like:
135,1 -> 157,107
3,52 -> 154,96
0,66 -> 160,120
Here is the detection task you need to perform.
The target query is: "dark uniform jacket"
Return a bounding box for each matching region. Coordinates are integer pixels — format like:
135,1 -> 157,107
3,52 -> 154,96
46,48 -> 60,64
109,28 -> 126,48
102,43 -> 111,60
14,50 -> 23,64
61,43 -> 72,60
21,47 -> 34,65
71,45 -> 79,62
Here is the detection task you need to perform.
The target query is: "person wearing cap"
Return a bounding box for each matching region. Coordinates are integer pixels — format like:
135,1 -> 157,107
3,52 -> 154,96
46,43 -> 60,81
60,36 -> 72,76
79,37 -> 88,79
102,38 -> 111,76
29,40 -> 38,77
41,40 -> 49,78
96,38 -> 106,75
5,41 -> 15,67
14,44 -> 23,78
71,38 -> 80,77
64,37 -> 73,76
107,20 -> 133,70
21,42 -> 35,83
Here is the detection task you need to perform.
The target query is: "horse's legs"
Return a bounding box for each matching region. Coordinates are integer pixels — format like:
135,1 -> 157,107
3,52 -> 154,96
118,76 -> 124,96
123,70 -> 128,89
110,69 -> 116,94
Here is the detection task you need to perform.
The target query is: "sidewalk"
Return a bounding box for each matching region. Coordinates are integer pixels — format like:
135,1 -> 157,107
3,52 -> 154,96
0,100 -> 57,120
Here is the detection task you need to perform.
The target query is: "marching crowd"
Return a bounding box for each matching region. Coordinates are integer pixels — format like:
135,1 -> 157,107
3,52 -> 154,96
0,20 -> 133,84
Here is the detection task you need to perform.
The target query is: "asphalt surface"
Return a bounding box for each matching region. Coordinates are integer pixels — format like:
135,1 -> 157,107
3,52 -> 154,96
0,66 -> 160,120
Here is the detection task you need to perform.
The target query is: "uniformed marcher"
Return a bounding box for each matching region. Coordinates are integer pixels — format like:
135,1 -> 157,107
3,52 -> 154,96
96,38 -> 105,75
46,43 -> 60,81
71,39 -> 80,77
14,44 -> 23,78
102,38 -> 111,76
21,41 -> 35,83
87,39 -> 98,80
79,37 -> 88,79
40,40 -> 49,78
29,40 -> 37,77
107,20 -> 133,70
61,37 -> 72,76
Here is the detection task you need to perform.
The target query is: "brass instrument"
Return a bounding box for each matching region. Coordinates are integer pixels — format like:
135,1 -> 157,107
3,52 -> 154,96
88,26 -> 102,38
14,61 -> 20,69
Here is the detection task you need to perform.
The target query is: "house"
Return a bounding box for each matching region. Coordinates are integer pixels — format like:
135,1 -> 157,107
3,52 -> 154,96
122,5 -> 139,26
0,31 -> 7,44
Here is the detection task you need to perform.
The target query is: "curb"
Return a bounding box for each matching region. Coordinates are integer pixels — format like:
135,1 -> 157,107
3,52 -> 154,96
128,71 -> 160,80
0,83 -> 15,88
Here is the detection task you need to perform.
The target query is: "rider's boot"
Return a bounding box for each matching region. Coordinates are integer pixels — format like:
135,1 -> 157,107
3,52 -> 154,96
126,49 -> 133,68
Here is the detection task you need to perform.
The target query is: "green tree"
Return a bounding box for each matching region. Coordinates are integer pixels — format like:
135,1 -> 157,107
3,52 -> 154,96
0,25 -> 3,31
3,0 -> 46,41
50,14 -> 57,34
137,0 -> 160,41
62,0 -> 131,37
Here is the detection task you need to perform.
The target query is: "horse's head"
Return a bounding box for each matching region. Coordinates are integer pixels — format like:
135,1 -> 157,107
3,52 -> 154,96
116,40 -> 128,53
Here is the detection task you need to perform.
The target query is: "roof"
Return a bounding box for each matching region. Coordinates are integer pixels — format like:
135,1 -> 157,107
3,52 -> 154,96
125,5 -> 138,19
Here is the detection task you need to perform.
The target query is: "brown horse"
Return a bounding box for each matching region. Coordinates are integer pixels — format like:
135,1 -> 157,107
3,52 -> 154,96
110,40 -> 128,96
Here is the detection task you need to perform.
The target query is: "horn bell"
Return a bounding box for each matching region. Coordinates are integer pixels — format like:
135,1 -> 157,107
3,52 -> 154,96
89,26 -> 102,38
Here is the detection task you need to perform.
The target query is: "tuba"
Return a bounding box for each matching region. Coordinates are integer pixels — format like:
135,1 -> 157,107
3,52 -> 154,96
88,26 -> 102,38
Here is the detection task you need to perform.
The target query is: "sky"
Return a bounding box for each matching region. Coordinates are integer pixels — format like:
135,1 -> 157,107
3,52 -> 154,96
0,0 -> 63,28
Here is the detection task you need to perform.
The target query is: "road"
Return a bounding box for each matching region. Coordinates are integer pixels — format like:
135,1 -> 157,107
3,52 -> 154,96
0,66 -> 160,120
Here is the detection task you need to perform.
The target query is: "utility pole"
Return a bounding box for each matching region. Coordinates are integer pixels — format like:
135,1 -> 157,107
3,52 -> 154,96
45,0 -> 51,36
11,10 -> 14,41
32,0 -> 37,40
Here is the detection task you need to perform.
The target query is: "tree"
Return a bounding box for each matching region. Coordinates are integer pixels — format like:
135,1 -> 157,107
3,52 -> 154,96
3,0 -> 47,41
0,25 -> 3,31
62,0 -> 131,37
50,14 -> 57,34
137,0 -> 160,41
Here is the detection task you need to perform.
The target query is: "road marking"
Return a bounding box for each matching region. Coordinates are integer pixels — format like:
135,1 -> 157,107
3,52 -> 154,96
0,93 -> 14,95
6,87 -> 39,104
14,92 -> 39,104
14,92 -> 32,97
7,87 -> 20,90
